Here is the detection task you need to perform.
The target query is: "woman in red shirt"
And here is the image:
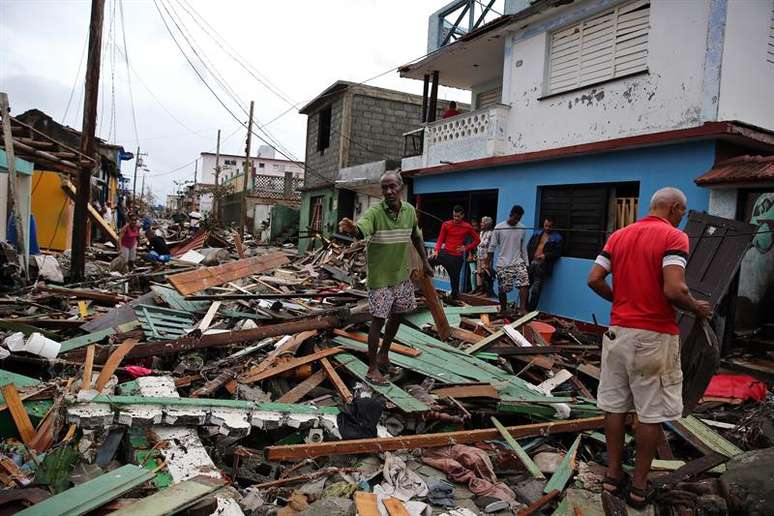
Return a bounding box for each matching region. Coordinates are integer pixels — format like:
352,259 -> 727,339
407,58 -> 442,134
119,214 -> 142,270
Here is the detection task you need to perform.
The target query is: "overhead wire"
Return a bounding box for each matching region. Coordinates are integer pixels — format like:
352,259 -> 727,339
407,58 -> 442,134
118,0 -> 140,147
61,36 -> 88,125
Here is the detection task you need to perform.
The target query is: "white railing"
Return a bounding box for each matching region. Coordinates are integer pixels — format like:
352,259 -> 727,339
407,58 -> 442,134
408,104 -> 510,169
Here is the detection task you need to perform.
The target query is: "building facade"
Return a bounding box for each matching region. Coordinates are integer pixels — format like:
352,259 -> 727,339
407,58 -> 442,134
297,81 -> 459,254
398,0 -> 774,325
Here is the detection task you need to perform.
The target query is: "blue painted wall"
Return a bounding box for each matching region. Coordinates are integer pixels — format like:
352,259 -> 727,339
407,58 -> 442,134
414,141 -> 716,324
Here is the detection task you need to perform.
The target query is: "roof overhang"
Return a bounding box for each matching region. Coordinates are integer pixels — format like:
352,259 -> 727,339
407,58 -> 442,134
403,122 -> 774,178
695,155 -> 774,188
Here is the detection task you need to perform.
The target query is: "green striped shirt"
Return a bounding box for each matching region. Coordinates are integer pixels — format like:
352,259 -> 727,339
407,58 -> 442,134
357,200 -> 419,289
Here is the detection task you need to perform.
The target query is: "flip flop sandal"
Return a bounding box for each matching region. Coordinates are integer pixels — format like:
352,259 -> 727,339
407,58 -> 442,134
602,474 -> 629,497
627,483 -> 654,510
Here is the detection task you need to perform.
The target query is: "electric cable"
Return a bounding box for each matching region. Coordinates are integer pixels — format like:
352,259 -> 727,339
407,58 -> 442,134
61,36 -> 88,125
118,0 -> 140,147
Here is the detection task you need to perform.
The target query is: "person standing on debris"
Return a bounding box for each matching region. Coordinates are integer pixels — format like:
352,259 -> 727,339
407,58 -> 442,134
587,187 -> 712,509
485,205 -> 529,314
475,216 -> 494,295
338,172 -> 433,385
118,214 -> 142,270
526,216 -> 563,310
428,205 -> 480,300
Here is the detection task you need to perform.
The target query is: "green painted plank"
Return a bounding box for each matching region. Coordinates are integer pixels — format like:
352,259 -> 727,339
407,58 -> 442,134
110,477 -> 224,516
464,311 -> 539,354
332,336 -> 471,384
671,415 -> 743,457
491,417 -> 545,479
83,395 -> 340,415
17,464 -> 155,516
544,434 -> 582,494
0,321 -> 59,339
58,321 -> 141,354
332,353 -> 429,413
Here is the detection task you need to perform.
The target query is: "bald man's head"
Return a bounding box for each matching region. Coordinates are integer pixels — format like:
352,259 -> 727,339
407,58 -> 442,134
649,187 -> 688,227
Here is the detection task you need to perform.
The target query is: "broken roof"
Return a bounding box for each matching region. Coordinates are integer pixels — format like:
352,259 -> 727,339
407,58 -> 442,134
695,155 -> 774,187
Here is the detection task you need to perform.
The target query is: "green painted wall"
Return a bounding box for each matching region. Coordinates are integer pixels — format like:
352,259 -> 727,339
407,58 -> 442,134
269,204 -> 299,241
298,187 -> 337,255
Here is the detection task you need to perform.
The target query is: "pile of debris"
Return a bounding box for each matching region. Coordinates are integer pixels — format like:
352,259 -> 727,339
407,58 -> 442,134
0,226 -> 770,516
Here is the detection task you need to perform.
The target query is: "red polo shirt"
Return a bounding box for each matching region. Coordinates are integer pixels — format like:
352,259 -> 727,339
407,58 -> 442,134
595,216 -> 689,335
435,220 -> 480,257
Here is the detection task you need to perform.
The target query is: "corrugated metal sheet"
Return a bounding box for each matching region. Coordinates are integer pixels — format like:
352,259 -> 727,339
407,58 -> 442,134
695,155 -> 774,186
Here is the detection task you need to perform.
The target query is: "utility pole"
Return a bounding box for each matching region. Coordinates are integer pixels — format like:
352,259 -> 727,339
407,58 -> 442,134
131,145 -> 140,204
1,92 -> 28,279
213,129 -> 221,221
140,174 -> 146,207
193,158 -> 198,184
71,0 -> 105,283
240,101 -> 254,239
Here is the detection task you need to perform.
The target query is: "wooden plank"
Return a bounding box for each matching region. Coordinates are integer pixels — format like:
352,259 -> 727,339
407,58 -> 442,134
518,490 -> 560,516
383,497 -> 411,516
332,353 -> 429,413
16,464 -> 155,516
276,370 -> 327,404
61,180 -> 119,245
653,452 -> 729,488
320,357 -> 353,404
433,384 -> 500,399
109,476 -> 225,516
95,339 -> 138,392
669,415 -> 743,457
265,416 -> 610,461
464,311 -> 539,354
168,252 -> 290,295
82,345 -> 95,391
415,270 -> 450,341
544,434 -> 582,494
1,384 -> 36,445
239,347 -> 343,384
35,284 -> 126,305
491,417 -> 545,480
333,329 -> 421,357
197,301 -> 222,332
354,492 -> 380,516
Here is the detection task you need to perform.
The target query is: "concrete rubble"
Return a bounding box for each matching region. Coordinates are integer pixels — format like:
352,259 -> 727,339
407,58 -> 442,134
0,220 -> 768,516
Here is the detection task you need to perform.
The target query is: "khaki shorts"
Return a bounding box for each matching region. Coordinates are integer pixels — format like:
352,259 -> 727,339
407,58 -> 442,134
597,326 -> 683,423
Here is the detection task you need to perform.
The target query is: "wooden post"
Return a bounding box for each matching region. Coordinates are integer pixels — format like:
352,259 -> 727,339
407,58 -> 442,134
0,92 -> 28,278
428,71 -> 439,123
71,0 -> 105,283
213,129 -> 221,220
240,101 -> 254,239
131,146 -> 140,205
421,74 -> 430,123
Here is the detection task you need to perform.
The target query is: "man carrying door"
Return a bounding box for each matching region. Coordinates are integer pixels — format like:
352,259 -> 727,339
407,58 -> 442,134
339,172 -> 433,385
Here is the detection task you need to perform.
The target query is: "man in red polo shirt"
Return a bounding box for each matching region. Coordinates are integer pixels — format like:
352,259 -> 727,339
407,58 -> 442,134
429,205 -> 480,299
587,187 -> 711,509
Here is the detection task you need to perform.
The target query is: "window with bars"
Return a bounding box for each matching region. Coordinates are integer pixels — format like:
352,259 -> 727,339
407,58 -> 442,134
545,0 -> 650,96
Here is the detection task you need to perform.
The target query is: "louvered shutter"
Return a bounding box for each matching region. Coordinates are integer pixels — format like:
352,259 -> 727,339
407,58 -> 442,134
476,86 -> 502,109
547,1 -> 650,95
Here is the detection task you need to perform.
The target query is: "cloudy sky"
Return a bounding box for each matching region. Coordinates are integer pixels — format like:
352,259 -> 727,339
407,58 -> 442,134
0,0 -> 467,200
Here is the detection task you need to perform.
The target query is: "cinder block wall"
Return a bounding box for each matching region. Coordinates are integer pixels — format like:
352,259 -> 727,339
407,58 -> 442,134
303,97 -> 344,189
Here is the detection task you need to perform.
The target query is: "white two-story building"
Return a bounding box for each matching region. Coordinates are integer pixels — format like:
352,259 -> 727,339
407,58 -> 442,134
399,0 -> 774,326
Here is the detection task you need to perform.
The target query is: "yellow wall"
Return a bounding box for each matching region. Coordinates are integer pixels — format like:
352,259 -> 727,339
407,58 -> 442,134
31,171 -> 73,251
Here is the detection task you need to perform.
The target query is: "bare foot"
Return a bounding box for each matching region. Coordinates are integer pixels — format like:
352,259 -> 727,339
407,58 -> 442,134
366,367 -> 389,385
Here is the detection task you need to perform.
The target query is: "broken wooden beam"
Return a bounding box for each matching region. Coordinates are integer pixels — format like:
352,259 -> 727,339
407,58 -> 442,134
124,310 -> 369,359
168,252 -> 290,295
1,384 -> 36,446
491,417 -> 545,480
276,370 -> 327,404
265,416 -> 609,460
239,348 -> 344,384
652,452 -> 729,488
465,311 -> 539,355
35,284 -> 128,305
415,270 -> 450,341
185,291 -> 365,301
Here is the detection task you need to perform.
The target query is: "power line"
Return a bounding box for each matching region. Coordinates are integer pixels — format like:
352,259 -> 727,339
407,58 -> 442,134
118,0 -> 140,147
61,36 -> 88,124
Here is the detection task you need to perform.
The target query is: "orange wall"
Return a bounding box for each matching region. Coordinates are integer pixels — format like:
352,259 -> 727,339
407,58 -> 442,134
31,171 -> 73,251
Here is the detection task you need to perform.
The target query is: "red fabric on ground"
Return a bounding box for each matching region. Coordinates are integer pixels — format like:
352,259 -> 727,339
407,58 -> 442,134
703,374 -> 767,402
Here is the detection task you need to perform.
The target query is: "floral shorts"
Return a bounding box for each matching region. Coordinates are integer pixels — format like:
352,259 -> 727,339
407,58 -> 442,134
496,260 -> 529,293
367,279 -> 417,319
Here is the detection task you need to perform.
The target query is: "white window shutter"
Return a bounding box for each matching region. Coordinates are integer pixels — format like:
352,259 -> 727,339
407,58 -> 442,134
547,1 -> 650,95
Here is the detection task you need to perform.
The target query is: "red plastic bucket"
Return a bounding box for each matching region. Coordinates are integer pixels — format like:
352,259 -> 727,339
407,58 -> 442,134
527,321 -> 556,344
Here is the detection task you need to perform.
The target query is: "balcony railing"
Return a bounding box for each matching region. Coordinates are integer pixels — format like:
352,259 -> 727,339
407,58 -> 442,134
403,104 -> 510,170
252,174 -> 303,201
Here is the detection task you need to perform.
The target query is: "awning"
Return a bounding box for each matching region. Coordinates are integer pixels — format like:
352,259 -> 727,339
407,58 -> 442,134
695,155 -> 774,187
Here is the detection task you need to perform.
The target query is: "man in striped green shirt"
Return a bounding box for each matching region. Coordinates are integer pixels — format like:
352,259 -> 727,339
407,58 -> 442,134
339,172 -> 433,385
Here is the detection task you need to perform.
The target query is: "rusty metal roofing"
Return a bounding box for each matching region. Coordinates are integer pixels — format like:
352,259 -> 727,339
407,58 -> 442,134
695,155 -> 774,186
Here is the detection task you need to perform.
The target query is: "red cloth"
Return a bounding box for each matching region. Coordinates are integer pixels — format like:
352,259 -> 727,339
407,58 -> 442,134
434,220 -> 480,256
598,216 -> 689,334
442,109 -> 461,119
704,374 -> 767,401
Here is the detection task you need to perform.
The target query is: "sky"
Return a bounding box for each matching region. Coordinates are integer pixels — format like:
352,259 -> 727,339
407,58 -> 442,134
0,0 -> 468,202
